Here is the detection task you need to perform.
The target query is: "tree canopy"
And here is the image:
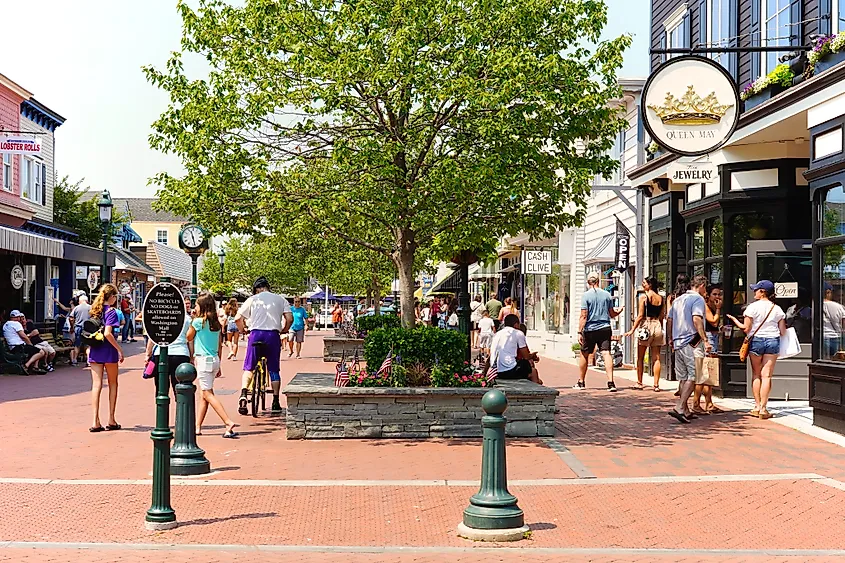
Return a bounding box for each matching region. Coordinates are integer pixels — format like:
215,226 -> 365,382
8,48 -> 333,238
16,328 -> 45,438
54,176 -> 126,247
145,0 -> 631,326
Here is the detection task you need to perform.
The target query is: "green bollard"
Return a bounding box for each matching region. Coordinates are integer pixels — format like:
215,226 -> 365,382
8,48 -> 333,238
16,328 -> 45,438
457,389 -> 529,542
145,345 -> 176,530
170,363 -> 211,476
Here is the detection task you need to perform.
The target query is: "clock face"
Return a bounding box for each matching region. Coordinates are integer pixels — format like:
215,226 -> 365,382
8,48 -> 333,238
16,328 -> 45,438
181,226 -> 204,248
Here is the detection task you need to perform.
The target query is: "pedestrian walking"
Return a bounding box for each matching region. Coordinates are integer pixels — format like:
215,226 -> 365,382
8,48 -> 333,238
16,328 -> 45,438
119,294 -> 133,343
690,284 -> 725,415
223,298 -> 240,360
87,284 -> 125,433
288,296 -> 308,359
726,279 -> 786,420
68,294 -> 91,366
666,275 -> 711,423
331,303 -> 344,329
624,276 -> 664,391
477,309 -> 496,355
421,301 -> 432,326
470,295 -> 485,348
575,272 -> 622,391
498,297 -> 519,323
189,292 -> 238,438
485,295 -> 503,330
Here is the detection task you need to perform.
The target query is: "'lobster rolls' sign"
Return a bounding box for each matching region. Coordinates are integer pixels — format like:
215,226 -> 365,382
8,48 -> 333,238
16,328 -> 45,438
0,136 -> 41,156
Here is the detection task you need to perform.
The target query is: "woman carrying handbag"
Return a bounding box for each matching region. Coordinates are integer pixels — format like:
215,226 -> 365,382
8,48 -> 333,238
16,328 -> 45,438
726,280 -> 786,420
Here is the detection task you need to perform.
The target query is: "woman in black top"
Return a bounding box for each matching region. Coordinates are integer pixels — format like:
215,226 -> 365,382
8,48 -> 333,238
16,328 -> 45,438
625,276 -> 665,391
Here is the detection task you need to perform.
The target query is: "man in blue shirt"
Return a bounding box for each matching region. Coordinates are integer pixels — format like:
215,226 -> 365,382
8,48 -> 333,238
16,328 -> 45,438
288,296 -> 309,359
666,274 -> 713,423
576,272 -> 623,391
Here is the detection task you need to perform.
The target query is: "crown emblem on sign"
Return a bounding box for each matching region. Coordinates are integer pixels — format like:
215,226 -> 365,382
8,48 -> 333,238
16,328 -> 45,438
648,85 -> 733,125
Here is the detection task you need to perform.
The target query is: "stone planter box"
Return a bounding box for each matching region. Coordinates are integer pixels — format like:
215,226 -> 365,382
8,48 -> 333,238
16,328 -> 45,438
284,372 -> 559,439
814,50 -> 845,76
323,336 -> 364,362
743,84 -> 787,111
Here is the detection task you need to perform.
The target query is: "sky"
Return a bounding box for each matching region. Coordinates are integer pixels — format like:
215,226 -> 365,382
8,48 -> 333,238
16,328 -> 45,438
1,0 -> 649,198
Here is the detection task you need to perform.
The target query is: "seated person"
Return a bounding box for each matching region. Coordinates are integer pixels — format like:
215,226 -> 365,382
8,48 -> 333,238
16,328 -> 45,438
24,316 -> 56,372
518,323 -> 542,383
3,310 -> 46,375
489,314 -> 542,384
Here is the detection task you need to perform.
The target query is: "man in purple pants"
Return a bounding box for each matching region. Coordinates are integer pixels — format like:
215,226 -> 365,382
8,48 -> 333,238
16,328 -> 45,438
235,277 -> 293,414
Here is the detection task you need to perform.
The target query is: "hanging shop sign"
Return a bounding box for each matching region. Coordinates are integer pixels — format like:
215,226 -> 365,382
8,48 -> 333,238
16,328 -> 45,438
10,265 -> 24,290
775,282 -> 799,299
667,161 -> 719,184
0,136 -> 41,156
87,270 -> 100,290
614,218 -> 631,272
521,250 -> 552,275
641,56 -> 740,157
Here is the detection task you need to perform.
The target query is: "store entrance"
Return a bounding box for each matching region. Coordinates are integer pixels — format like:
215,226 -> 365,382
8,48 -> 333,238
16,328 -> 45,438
746,240 -> 812,400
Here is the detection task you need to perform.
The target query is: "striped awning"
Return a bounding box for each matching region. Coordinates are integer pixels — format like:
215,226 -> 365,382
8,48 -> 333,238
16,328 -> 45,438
0,225 -> 62,259
583,233 -> 615,264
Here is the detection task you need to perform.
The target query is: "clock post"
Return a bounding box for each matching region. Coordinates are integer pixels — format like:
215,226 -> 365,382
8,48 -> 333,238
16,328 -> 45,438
178,224 -> 209,307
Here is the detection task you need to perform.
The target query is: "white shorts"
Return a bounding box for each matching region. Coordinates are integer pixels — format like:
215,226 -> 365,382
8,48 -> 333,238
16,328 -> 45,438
35,342 -> 56,355
194,355 -> 220,391
479,333 -> 493,348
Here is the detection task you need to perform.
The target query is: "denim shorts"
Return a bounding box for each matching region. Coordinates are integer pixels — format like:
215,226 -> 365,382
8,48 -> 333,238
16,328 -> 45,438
750,336 -> 780,356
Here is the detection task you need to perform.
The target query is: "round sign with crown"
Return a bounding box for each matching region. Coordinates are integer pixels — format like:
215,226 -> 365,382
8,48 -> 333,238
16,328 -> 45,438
641,56 -> 740,157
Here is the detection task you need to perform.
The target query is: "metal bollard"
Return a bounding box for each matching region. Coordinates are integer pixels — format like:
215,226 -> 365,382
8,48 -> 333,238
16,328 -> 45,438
170,363 -> 211,476
145,344 -> 176,530
457,389 -> 529,542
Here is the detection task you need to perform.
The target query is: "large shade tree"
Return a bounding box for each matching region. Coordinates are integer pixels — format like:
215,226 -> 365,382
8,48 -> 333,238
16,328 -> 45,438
145,0 -> 630,327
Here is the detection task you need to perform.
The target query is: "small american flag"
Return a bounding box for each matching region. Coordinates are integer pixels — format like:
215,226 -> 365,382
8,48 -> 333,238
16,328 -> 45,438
335,360 -> 349,387
377,350 -> 393,379
486,360 -> 498,385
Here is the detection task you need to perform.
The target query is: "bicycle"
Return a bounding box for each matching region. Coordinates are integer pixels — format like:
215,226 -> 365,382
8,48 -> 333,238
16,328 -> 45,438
250,341 -> 271,417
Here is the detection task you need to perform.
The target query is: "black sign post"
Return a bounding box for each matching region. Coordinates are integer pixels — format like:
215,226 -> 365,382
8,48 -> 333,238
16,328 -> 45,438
143,279 -> 185,530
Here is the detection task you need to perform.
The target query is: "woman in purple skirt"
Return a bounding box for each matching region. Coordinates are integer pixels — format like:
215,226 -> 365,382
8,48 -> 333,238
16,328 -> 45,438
88,283 -> 125,432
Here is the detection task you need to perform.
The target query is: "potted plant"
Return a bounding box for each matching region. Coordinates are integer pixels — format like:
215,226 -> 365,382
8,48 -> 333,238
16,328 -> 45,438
741,64 -> 794,111
808,33 -> 845,77
646,141 -> 660,162
571,342 -> 581,359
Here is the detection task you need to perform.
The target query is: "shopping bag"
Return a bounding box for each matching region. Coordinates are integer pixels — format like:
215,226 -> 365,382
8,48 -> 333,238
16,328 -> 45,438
778,327 -> 802,359
702,355 -> 720,387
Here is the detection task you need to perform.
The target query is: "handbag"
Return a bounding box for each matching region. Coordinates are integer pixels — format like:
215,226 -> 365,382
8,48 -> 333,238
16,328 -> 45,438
778,327 -> 802,359
738,303 -> 775,362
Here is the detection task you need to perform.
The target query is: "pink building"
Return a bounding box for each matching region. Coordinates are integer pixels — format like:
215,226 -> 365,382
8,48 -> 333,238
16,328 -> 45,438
0,73 -> 33,227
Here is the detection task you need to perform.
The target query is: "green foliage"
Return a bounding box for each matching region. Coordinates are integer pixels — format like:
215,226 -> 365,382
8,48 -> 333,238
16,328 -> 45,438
404,362 -> 431,387
770,63 -> 795,88
430,362 -> 486,388
198,236 -> 309,294
54,176 -> 127,247
354,314 -> 401,335
145,0 -> 631,327
364,326 -> 467,373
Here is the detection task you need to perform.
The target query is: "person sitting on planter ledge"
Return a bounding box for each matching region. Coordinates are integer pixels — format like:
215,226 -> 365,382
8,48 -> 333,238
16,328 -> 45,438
489,313 -> 543,384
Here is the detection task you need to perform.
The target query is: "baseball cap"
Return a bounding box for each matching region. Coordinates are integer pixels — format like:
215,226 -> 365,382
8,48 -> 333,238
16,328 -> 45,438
825,282 -> 834,292
587,272 -> 600,283
749,280 -> 775,293
252,276 -> 271,293
9,310 -> 22,318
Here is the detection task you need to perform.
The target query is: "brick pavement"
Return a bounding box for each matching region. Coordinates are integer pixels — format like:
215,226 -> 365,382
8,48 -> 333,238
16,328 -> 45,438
4,332 -> 845,560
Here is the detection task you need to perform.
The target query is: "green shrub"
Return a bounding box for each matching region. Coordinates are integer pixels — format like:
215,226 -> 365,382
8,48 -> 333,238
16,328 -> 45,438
354,314 -> 401,334
364,326 -> 467,373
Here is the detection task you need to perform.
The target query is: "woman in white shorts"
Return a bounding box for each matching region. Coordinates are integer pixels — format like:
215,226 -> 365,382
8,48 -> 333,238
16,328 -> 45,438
188,292 -> 238,438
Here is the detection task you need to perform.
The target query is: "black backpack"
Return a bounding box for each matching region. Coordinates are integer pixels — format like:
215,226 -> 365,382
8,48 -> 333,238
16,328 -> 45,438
81,317 -> 106,346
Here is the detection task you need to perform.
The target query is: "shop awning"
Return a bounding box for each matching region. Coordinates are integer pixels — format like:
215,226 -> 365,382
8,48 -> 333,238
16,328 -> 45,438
64,240 -> 116,266
146,241 -> 192,282
427,267 -> 459,294
583,233 -> 615,265
0,225 -> 63,259
469,262 -> 498,280
112,246 -> 156,276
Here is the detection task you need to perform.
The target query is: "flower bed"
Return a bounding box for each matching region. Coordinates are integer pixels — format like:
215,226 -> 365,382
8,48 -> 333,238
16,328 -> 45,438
283,372 -> 558,439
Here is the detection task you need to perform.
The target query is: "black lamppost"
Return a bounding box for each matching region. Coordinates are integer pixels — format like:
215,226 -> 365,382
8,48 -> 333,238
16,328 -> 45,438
217,248 -> 226,284
97,190 -> 113,286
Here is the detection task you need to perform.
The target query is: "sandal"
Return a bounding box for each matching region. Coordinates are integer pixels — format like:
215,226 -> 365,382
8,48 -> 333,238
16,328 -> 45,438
653,386 -> 661,392
89,426 -> 105,433
691,407 -> 710,416
759,411 -> 774,420
749,408 -> 760,417
223,430 -> 239,438
106,424 -> 121,431
706,405 -> 725,414
632,383 -> 645,390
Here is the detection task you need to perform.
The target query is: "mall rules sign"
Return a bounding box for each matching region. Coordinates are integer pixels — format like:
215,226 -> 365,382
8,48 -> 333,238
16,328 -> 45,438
143,282 -> 186,346
522,250 -> 552,275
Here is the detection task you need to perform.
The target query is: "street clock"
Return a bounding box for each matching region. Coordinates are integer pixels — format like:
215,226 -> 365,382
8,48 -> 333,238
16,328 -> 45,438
178,224 -> 209,254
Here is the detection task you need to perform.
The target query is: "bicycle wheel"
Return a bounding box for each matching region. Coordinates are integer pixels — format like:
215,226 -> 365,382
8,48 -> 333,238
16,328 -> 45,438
251,361 -> 262,418
260,358 -> 268,412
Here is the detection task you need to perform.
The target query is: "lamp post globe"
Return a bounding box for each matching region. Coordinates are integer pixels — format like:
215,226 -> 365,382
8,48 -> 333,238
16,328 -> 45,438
97,190 -> 113,286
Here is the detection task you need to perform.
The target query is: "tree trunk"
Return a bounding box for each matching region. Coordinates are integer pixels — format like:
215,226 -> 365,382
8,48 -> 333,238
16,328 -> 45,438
395,232 -> 417,329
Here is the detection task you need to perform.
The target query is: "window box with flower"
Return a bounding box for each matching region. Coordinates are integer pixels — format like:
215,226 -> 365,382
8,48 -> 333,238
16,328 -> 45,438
808,33 -> 845,77
741,64 -> 794,111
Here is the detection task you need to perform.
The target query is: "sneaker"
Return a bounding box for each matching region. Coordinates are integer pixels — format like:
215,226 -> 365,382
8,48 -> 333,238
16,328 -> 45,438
238,395 -> 248,415
572,380 -> 585,390
46,365 -> 55,372
607,381 -> 617,392
271,400 -> 283,413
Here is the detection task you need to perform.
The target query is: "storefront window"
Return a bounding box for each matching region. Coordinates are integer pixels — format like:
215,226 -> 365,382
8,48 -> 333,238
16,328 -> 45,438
823,185 -> 845,238
709,218 -> 724,256
732,213 -> 774,253
651,240 -> 670,293
727,257 -> 747,352
822,244 -> 845,361
546,264 -> 571,334
692,223 -> 704,260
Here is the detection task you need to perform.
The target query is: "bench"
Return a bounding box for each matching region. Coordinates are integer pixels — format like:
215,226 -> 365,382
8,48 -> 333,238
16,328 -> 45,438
41,333 -> 74,364
0,338 -> 28,375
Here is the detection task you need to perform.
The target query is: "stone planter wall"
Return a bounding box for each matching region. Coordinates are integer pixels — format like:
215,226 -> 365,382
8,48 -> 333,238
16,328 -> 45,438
323,336 -> 365,362
284,372 -> 559,439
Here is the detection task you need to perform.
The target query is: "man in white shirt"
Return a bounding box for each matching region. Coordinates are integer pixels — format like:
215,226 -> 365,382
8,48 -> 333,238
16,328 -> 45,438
235,277 -> 294,414
3,310 -> 46,374
489,314 -> 540,383
69,294 -> 91,366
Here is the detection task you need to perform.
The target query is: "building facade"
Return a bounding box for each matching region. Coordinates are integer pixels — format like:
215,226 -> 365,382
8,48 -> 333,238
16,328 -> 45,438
113,198 -> 187,249
631,0 -> 845,431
